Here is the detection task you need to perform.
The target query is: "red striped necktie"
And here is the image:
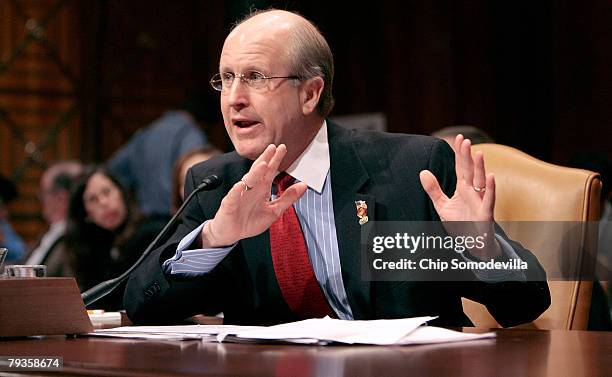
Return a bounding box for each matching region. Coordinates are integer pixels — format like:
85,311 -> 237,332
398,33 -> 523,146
269,173 -> 335,319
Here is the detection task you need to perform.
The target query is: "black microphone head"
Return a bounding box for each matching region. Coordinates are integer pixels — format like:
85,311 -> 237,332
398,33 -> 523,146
197,174 -> 223,191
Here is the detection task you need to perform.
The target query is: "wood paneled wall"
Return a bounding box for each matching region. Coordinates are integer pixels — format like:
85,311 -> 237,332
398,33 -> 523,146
0,0 -> 81,243
0,0 -> 225,245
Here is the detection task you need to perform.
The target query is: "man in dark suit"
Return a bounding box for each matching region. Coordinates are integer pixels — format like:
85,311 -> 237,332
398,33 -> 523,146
124,9 -> 550,326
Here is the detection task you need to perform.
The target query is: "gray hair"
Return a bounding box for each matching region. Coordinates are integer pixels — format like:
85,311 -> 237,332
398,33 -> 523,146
45,160 -> 83,192
233,9 -> 335,117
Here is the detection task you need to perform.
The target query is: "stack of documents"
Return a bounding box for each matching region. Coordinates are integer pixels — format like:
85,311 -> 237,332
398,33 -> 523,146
89,316 -> 495,346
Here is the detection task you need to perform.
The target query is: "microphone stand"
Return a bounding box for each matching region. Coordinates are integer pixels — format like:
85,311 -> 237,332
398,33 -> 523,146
81,175 -> 222,307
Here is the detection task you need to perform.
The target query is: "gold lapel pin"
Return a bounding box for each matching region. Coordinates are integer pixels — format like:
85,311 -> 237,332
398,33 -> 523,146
355,200 -> 369,225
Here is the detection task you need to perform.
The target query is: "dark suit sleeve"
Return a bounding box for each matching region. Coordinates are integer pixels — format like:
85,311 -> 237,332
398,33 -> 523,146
428,139 -> 551,327
463,226 -> 551,327
123,168 -> 225,324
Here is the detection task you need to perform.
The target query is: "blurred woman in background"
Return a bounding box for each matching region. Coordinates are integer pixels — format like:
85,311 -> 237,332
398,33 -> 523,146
65,166 -> 165,309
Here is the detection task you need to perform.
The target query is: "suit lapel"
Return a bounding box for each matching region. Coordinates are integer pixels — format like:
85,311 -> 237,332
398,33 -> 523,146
328,122 -> 374,319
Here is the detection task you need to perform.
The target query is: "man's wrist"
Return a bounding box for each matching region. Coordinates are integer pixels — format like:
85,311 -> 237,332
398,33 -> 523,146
201,220 -> 233,248
468,238 -> 502,261
201,221 -> 216,248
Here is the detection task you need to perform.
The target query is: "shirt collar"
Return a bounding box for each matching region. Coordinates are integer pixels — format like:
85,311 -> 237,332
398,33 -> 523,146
285,120 -> 329,193
49,220 -> 66,234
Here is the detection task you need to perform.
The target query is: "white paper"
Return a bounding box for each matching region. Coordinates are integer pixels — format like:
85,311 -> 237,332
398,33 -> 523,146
87,317 -> 496,346
224,316 -> 435,345
94,324 -> 258,335
89,324 -> 263,341
396,326 -> 495,345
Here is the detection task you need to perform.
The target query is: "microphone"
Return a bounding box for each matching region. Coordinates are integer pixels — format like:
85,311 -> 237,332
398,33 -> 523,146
81,174 -> 222,307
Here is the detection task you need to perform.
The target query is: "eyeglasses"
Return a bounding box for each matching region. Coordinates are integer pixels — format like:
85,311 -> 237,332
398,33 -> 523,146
210,71 -> 300,91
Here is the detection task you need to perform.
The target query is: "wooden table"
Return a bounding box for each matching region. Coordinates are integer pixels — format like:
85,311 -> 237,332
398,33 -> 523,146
1,328 -> 611,376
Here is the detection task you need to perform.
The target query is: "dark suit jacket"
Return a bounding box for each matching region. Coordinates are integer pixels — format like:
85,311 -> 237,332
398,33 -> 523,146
124,121 -> 550,327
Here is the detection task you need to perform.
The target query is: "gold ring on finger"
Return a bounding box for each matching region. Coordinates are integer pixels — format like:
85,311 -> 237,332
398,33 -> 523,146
241,178 -> 253,192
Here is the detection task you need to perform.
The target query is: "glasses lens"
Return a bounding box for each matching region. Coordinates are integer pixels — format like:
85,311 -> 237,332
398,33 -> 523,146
210,73 -> 223,91
246,71 -> 266,89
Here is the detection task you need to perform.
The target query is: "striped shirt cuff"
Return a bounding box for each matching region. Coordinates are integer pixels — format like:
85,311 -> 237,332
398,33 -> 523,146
462,234 -> 527,283
162,221 -> 236,277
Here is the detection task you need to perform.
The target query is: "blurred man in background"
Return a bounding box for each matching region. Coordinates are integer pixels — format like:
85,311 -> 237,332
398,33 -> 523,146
107,91 -> 218,220
25,160 -> 83,276
432,125 -> 495,150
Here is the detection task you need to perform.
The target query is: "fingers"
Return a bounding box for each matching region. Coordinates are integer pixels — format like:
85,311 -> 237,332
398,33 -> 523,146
252,144 -> 276,166
224,178 -> 249,208
267,144 -> 287,177
270,182 -> 308,216
241,144 -> 288,191
482,173 -> 496,218
460,138 -> 474,184
453,134 -> 463,153
456,135 -> 488,197
473,151 -> 486,195
453,134 -> 464,179
242,159 -> 270,190
419,170 -> 448,204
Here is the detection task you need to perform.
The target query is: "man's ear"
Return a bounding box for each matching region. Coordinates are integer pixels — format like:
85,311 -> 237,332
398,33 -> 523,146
300,76 -> 324,115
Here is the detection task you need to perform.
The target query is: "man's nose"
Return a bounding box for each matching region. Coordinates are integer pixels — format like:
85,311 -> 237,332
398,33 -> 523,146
226,79 -> 249,109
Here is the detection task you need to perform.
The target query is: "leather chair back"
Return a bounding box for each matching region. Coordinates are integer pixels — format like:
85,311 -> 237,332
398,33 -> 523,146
462,143 -> 602,330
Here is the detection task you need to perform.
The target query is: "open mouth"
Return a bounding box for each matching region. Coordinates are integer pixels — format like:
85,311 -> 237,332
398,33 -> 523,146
104,211 -> 118,222
234,120 -> 259,128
